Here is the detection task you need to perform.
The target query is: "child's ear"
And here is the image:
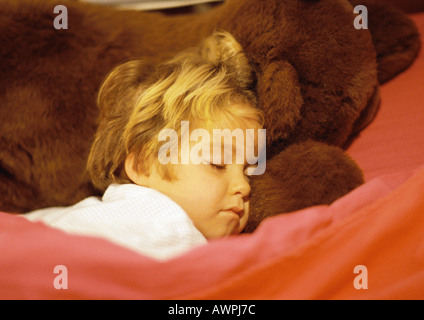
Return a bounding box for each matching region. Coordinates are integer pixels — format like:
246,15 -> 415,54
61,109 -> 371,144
125,153 -> 149,186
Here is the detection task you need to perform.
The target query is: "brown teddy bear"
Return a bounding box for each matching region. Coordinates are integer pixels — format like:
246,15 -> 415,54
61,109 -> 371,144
0,0 -> 420,232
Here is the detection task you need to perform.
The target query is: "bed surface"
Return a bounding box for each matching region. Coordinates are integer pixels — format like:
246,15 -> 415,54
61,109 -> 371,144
348,12 -> 424,180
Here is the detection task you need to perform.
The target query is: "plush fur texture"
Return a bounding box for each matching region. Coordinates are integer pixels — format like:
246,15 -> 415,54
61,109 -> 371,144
246,140 -> 364,232
0,0 -> 420,231
350,0 -> 421,84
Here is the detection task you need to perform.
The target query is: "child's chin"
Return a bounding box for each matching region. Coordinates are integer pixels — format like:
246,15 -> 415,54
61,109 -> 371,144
203,213 -> 244,239
220,211 -> 243,235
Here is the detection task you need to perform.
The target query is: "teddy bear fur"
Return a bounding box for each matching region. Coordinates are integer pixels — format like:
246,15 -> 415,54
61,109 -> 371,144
0,0 -> 420,231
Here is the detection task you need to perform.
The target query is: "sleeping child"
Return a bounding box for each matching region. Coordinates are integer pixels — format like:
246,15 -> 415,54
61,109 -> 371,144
23,31 -> 265,260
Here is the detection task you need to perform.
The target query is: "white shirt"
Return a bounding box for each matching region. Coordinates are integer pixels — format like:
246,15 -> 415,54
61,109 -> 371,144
23,184 -> 207,260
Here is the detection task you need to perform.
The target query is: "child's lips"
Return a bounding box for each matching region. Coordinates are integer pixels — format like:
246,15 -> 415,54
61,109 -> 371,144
222,207 -> 244,218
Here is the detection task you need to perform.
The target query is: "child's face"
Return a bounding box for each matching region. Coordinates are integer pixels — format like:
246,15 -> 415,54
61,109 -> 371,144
126,126 -> 257,239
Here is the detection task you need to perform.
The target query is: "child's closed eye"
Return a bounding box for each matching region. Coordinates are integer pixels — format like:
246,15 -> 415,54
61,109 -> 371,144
211,163 -> 226,171
201,159 -> 226,171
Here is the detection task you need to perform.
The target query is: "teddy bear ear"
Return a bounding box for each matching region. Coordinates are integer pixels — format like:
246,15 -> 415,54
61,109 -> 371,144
349,0 -> 421,84
200,30 -> 255,88
97,59 -> 154,118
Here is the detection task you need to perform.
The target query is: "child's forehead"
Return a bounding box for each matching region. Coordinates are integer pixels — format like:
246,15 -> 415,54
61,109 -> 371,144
188,127 -> 261,144
193,102 -> 261,128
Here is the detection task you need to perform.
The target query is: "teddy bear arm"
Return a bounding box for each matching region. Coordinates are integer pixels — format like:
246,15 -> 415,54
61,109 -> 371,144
245,140 -> 364,232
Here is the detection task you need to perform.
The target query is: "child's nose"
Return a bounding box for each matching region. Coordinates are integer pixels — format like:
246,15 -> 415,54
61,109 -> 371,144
229,170 -> 251,198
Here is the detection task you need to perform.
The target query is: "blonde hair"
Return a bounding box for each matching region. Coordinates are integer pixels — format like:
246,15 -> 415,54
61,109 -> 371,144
87,31 -> 264,191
